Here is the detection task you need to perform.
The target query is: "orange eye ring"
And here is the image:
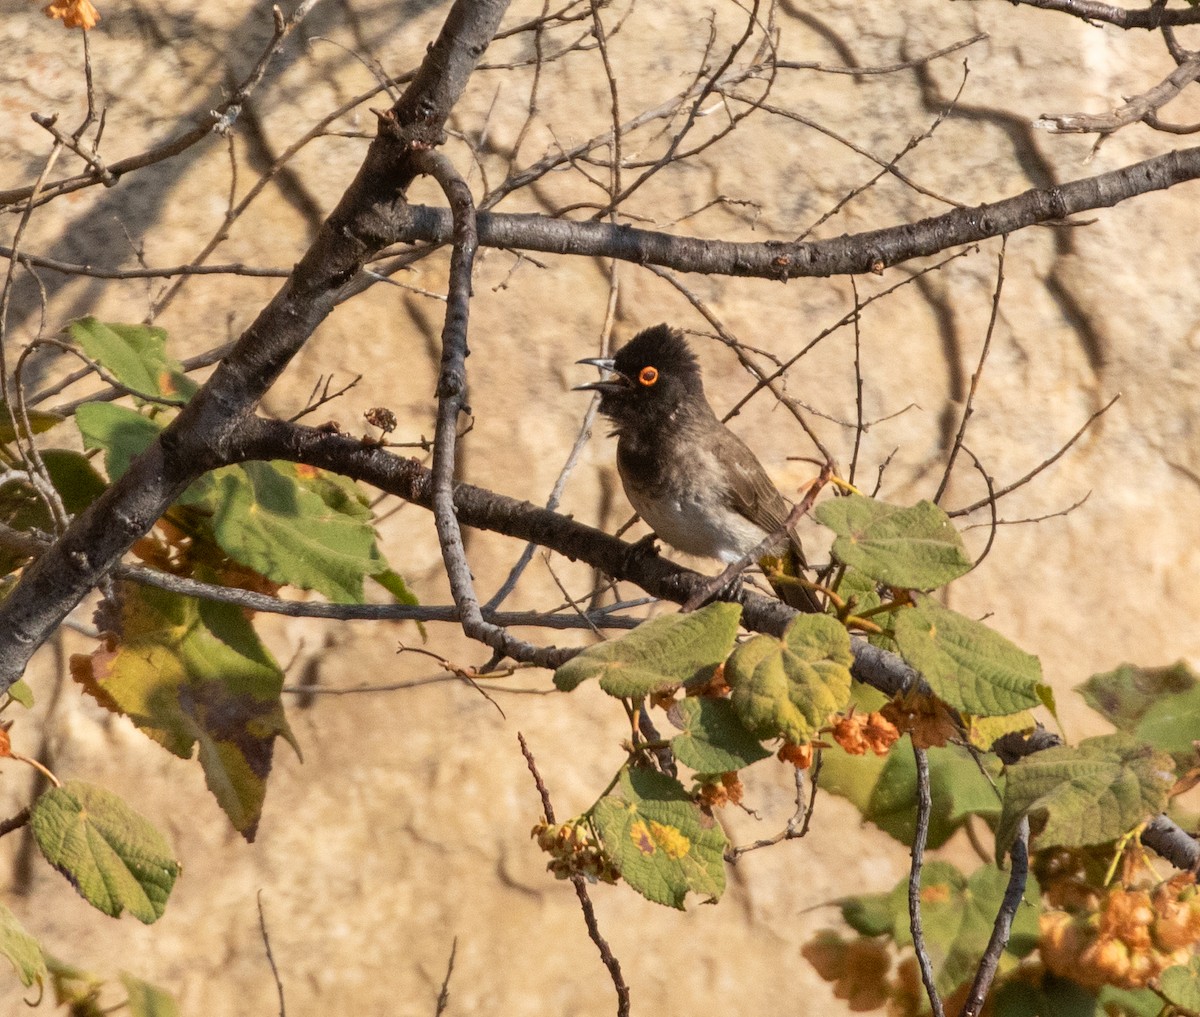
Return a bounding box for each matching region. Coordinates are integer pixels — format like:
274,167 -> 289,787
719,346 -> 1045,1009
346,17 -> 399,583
638,366 -> 659,386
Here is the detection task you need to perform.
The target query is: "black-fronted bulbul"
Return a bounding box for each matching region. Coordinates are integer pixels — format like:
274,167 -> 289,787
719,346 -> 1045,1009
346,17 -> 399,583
576,324 -> 820,611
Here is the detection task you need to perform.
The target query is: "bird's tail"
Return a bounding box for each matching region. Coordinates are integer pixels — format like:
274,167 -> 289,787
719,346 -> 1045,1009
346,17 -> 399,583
761,537 -> 823,613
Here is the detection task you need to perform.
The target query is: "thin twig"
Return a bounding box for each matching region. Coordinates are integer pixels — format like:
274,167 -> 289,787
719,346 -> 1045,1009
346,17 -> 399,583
415,149 -> 572,669
517,734 -> 630,1017
775,32 -> 987,75
848,276 -> 866,486
1036,51 -> 1200,135
257,890 -> 286,1017
433,938 -> 457,1017
909,744 -> 946,1017
0,807 -> 31,839
960,446 -> 1000,570
949,394 -> 1120,516
0,1 -> 320,209
935,237 -> 1007,504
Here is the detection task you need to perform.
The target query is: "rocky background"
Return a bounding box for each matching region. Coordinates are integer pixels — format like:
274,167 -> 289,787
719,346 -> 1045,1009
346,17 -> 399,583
1,0 -> 1199,1013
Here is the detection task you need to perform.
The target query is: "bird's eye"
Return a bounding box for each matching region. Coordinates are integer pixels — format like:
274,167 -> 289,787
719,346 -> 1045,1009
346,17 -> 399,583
638,366 -> 658,387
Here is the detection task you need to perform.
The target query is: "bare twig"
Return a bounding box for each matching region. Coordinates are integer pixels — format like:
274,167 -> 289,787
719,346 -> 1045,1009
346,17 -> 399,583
909,744 -> 946,1017
0,2 -> 320,209
0,808 -> 31,839
727,751 -> 823,860
848,276 -> 866,486
934,237 -> 1007,505
950,394 -> 1120,516
434,938 -> 457,1017
517,734 -> 630,1017
416,149 -> 570,669
1036,51 -> 1200,135
775,32 -> 987,74
257,890 -> 286,1017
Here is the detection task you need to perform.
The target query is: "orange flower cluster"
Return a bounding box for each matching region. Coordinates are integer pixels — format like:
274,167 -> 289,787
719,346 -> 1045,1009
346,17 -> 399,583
697,771 -> 744,809
777,741 -> 814,769
880,689 -> 960,749
831,711 -> 900,756
41,0 -> 100,30
530,820 -> 619,884
1040,875 -> 1200,989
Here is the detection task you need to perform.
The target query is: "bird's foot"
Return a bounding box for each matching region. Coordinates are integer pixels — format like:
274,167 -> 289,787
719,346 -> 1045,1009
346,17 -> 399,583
622,532 -> 660,573
683,569 -> 746,612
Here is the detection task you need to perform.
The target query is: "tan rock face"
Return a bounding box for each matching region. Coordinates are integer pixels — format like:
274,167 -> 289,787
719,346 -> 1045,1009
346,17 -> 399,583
2,1 -> 1199,1013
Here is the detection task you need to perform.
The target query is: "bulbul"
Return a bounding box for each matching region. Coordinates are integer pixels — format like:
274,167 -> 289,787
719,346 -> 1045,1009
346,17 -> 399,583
576,323 -> 820,611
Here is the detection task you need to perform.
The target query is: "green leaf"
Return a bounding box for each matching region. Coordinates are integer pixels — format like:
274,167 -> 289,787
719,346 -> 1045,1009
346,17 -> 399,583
41,449 -> 108,514
372,568 -> 419,606
814,742 -> 891,816
838,892 -> 895,937
1137,684 -> 1200,762
76,403 -> 164,482
893,596 -> 1046,715
7,679 -> 34,708
888,861 -> 1040,995
0,401 -> 63,444
1096,985 -> 1170,1017
994,733 -> 1176,860
669,697 -> 771,773
1079,661 -> 1200,767
1077,661 -> 1195,726
29,781 -> 179,923
553,602 -> 742,695
47,958 -> 106,1017
1159,957 -> 1200,1011
0,903 -> 46,988
814,494 -> 972,588
71,582 -> 297,840
0,450 -> 108,577
839,741 -> 1003,848
726,613 -> 852,743
67,318 -> 197,402
993,972 -> 1103,1017
200,461 -> 384,603
121,972 -> 180,1017
592,768 -> 727,909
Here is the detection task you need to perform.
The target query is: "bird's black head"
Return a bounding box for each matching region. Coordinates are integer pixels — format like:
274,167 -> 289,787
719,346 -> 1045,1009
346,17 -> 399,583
575,324 -> 706,431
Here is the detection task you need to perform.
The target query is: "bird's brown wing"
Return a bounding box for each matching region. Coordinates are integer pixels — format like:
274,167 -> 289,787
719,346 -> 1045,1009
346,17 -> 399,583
719,429 -> 807,565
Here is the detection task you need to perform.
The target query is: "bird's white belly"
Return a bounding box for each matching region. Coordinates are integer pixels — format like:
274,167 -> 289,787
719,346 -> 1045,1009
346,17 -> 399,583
630,490 -> 768,564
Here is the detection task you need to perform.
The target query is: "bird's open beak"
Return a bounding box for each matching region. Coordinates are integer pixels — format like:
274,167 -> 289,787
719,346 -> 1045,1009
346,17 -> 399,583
573,357 -> 629,393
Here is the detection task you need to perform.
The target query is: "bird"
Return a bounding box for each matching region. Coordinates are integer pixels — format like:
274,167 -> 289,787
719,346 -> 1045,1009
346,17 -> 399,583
576,323 -> 820,611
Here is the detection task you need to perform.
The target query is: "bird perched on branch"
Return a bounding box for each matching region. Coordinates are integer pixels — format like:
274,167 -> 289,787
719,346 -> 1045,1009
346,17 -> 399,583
576,323 -> 820,611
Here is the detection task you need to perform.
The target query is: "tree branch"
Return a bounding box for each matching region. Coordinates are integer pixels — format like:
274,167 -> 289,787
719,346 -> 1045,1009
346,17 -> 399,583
1005,0 -> 1200,29
909,744 -> 945,1017
1036,52 -> 1200,135
960,819 -> 1030,1017
391,144 -> 1200,279
0,0 -> 514,691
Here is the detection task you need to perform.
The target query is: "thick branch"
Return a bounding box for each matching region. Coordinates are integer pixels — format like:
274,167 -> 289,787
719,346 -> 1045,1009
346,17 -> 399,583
390,145 -> 1200,278
960,820 -> 1030,1017
1007,0 -> 1200,28
0,0 -> 513,691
